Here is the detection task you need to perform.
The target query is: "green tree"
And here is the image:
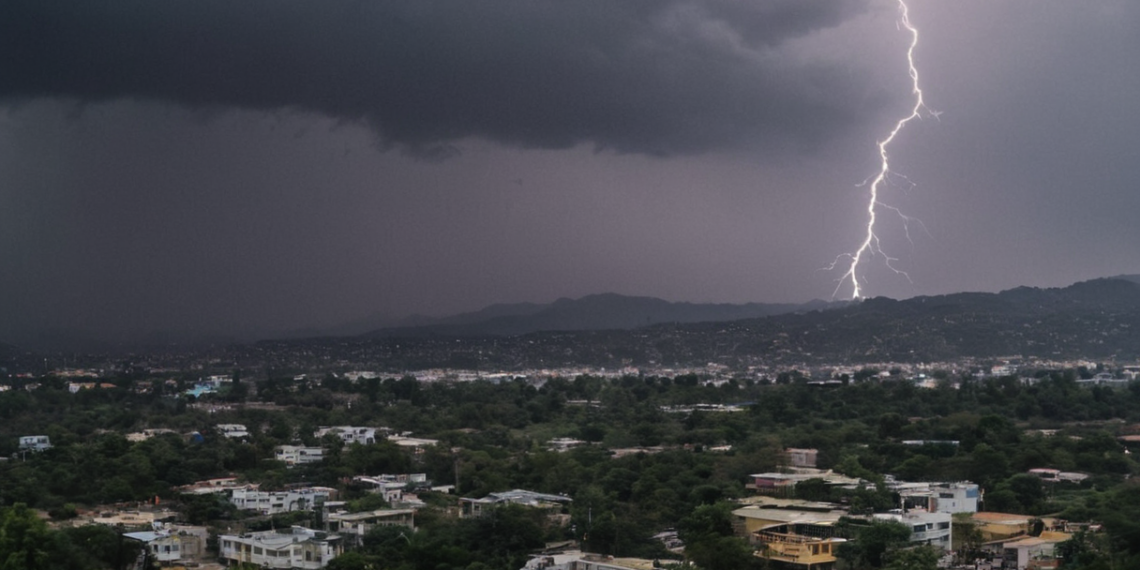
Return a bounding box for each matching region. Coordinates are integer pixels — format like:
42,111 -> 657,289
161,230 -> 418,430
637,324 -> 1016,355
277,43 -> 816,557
0,504 -> 51,570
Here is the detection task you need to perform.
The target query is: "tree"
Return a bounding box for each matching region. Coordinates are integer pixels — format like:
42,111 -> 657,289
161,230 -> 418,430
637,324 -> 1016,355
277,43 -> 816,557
883,545 -> 939,570
0,504 -> 50,570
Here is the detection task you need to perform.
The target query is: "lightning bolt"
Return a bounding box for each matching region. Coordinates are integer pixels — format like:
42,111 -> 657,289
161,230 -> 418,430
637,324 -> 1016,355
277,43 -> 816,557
829,0 -> 930,300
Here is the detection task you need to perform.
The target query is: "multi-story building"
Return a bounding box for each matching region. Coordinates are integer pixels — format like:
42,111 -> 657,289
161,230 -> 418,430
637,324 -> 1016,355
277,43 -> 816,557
230,487 -> 335,515
874,511 -> 953,550
275,445 -> 325,467
219,526 -> 342,569
895,481 -> 980,513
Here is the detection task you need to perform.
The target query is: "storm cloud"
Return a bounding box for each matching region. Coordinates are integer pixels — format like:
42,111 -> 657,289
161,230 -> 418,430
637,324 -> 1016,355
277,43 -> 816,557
1,0 -> 875,156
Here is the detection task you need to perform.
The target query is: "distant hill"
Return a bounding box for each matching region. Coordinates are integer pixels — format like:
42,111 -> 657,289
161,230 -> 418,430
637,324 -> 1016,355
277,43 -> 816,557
362,293 -> 845,338
644,277 -> 1140,363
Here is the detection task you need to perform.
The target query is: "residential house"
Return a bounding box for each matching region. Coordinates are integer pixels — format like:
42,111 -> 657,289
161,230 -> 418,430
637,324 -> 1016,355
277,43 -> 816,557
275,445 -> 325,467
895,481 -> 980,513
351,473 -> 428,504
216,424 -> 251,439
124,524 -> 208,566
219,526 -> 342,569
970,512 -> 1033,542
314,426 -> 383,445
523,551 -> 657,570
460,489 -> 571,518
873,511 -> 953,550
18,435 -> 51,452
999,532 -> 1070,570
747,468 -> 863,495
785,448 -> 819,468
325,508 -> 415,546
230,487 -> 335,515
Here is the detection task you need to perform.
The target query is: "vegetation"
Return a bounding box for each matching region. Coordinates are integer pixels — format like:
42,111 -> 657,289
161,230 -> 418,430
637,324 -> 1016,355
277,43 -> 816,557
1,366 -> 1140,568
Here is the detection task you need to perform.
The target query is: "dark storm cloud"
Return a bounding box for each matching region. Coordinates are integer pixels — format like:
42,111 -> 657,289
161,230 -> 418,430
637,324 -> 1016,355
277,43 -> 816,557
0,0 -> 874,156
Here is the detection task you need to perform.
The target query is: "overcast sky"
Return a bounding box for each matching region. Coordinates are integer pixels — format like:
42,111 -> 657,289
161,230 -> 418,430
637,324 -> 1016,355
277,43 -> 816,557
2,0 -> 1139,345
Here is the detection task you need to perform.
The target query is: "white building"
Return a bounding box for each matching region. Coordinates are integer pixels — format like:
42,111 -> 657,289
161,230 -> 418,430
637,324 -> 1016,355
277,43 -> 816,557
216,424 -> 251,439
18,435 -> 51,452
275,445 -> 325,467
124,524 -> 207,566
219,526 -> 342,569
314,426 -> 383,445
874,511 -> 953,550
230,487 -> 335,515
351,473 -> 427,504
896,481 -> 980,513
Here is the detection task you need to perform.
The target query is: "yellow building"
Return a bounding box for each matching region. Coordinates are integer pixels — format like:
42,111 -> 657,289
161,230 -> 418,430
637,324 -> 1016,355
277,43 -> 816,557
754,529 -> 844,570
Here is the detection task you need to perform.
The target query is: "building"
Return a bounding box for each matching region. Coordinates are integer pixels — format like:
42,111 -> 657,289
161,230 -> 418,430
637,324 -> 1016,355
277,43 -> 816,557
219,526 -> 342,569
124,524 -> 208,566
1027,468 -> 1089,484
18,435 -> 51,452
216,424 -> 251,439
785,448 -> 819,468
895,481 -> 980,513
523,551 -> 657,570
753,532 -> 845,570
314,426 -> 383,445
873,511 -> 953,550
970,512 -> 1034,542
178,477 -> 256,495
995,532 -> 1071,570
547,438 -> 586,452
732,503 -> 847,537
275,445 -> 325,467
325,508 -> 415,546
230,487 -> 335,515
351,473 -> 428,504
748,469 -> 863,495
460,489 -> 572,518
732,501 -> 848,570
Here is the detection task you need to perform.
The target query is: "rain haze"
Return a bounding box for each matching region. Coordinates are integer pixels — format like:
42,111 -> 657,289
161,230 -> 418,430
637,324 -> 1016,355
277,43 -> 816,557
2,0 -> 1139,346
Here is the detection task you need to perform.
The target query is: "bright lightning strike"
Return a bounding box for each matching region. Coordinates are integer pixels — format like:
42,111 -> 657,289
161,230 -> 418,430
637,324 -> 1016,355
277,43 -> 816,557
829,0 -> 930,300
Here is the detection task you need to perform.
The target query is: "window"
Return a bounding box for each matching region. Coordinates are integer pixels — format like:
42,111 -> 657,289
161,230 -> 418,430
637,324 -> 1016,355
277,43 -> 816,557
938,522 -> 950,529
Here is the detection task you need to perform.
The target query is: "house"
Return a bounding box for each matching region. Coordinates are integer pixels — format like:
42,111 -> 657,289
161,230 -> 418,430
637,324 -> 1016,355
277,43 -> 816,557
177,477 -> 256,495
125,428 -> 177,443
230,487 -> 335,515
123,524 -> 208,566
216,424 -> 251,439
325,508 -> 415,546
995,532 -> 1071,570
732,505 -> 846,536
18,435 -> 51,452
754,531 -> 845,570
275,445 -> 325,467
895,481 -> 980,513
785,448 -> 819,468
547,438 -> 586,452
351,473 -> 429,504
523,551 -> 657,570
219,526 -> 342,569
873,511 -> 953,550
970,512 -> 1033,542
747,468 -> 863,495
460,489 -> 571,518
1027,468 -> 1089,484
314,426 -> 383,445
